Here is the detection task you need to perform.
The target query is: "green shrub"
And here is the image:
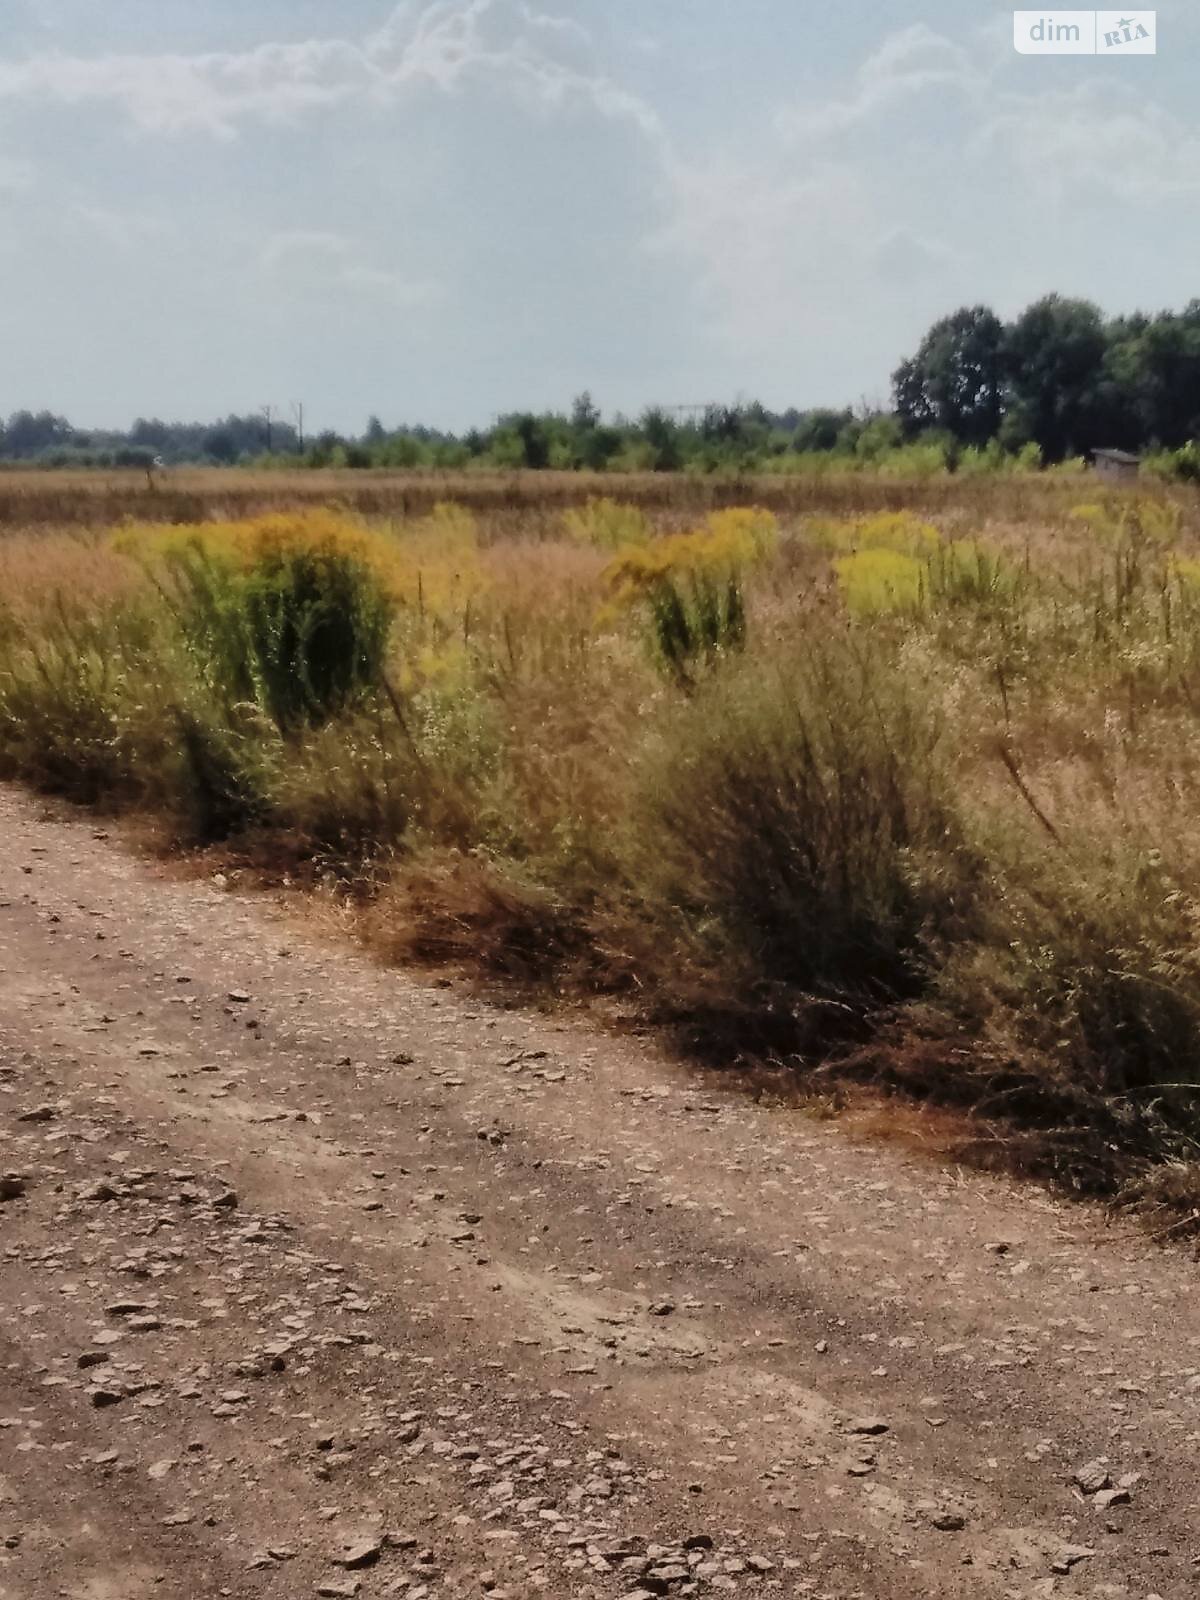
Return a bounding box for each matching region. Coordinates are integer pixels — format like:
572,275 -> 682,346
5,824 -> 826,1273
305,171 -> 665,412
632,640 -> 974,1009
645,570 -> 746,683
162,544 -> 392,734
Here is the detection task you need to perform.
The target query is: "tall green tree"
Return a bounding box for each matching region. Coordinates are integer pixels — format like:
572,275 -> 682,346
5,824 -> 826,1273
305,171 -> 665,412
570,391 -> 601,432
1130,303 -> 1200,446
892,306 -> 1004,446
640,408 -> 682,472
1003,295 -> 1108,461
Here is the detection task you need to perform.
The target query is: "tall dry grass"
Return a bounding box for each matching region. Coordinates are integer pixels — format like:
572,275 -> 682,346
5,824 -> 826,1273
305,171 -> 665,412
2,464 -> 1191,533
4,486 -> 1200,1203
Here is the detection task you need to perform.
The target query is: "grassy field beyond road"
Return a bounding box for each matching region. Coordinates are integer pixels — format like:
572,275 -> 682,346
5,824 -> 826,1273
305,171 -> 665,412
3,471 -> 1200,1210
0,463 -> 1123,530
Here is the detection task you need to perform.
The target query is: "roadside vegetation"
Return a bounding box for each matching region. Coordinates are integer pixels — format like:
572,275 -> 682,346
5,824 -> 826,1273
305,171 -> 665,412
4,480 -> 1200,1209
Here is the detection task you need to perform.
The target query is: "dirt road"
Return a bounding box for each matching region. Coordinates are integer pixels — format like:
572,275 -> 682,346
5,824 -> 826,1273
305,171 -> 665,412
1,785 -> 1198,1600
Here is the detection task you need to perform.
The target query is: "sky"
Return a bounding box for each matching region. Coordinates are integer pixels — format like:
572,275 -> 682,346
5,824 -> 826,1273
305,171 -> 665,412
0,0 -> 1197,433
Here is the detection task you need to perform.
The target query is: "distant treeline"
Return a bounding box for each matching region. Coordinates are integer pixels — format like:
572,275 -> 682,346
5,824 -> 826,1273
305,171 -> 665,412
893,294 -> 1200,463
5,295 -> 1200,479
0,398 -> 924,475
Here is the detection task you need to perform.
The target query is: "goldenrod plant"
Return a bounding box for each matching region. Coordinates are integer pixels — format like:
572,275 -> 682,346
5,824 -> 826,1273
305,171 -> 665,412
603,509 -> 777,682
116,512 -> 395,733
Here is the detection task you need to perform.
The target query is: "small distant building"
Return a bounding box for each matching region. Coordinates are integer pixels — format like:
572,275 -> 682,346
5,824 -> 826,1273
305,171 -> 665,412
1092,448 -> 1141,483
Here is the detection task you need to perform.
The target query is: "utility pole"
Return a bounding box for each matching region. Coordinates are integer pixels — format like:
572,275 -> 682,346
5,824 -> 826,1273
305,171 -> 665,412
262,404 -> 275,453
291,401 -> 305,453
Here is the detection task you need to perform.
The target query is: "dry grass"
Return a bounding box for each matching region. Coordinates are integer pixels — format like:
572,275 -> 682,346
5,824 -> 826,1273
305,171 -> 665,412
0,530 -> 144,618
3,464 -> 1189,533
5,481 -> 1200,1212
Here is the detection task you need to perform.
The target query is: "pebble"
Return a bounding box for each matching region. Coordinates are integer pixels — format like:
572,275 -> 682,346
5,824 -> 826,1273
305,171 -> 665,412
1051,1544 -> 1096,1575
847,1417 -> 890,1436
1073,1460 -> 1112,1494
17,1104 -> 56,1123
922,1506 -> 967,1532
1094,1487 -> 1131,1510
333,1537 -> 384,1570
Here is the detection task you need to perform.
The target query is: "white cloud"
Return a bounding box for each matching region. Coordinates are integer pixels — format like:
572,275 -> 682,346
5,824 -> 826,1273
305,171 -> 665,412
653,144 -> 961,367
777,24 -> 980,142
652,156 -> 868,338
259,230 -> 353,272
652,28 -> 979,358
0,0 -> 661,141
773,20 -> 1200,209
259,228 -> 440,309
976,82 -> 1200,202
0,42 -> 364,139
340,264 -> 439,309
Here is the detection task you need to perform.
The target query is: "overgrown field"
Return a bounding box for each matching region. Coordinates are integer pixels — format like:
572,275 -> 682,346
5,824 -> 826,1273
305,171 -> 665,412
0,463 -> 1118,531
5,477 -> 1200,1207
